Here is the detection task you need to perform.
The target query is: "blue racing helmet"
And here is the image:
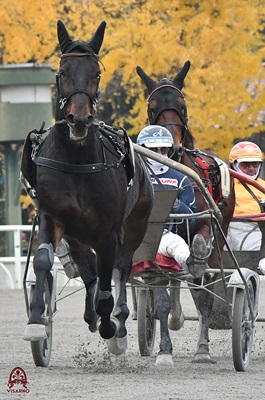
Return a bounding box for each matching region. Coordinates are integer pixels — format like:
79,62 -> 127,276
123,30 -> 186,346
137,125 -> 175,157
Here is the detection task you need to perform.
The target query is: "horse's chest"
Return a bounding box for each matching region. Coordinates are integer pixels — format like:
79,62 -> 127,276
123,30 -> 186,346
38,171 -> 124,219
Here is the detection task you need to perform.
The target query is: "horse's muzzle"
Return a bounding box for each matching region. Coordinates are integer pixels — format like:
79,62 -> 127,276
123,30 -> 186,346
66,113 -> 94,141
174,145 -> 184,161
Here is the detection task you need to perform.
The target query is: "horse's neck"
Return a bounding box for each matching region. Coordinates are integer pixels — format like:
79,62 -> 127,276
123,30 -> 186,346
180,152 -> 195,170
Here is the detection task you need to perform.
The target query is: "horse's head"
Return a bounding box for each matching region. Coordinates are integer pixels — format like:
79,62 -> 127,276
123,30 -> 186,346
136,61 -> 194,158
56,20 -> 106,142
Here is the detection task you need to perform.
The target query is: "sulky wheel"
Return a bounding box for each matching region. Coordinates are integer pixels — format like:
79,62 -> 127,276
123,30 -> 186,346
30,275 -> 53,367
232,281 -> 255,372
137,288 -> 156,356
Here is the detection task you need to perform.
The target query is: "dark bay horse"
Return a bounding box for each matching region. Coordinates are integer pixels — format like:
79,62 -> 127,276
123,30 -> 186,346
136,61 -> 235,363
20,20 -> 153,355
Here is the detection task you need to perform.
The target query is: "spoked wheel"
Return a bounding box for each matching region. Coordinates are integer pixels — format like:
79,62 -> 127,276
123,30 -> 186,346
30,276 -> 53,367
232,282 -> 255,372
137,288 -> 156,356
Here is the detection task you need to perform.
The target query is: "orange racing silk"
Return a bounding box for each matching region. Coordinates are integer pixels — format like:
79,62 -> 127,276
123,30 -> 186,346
234,177 -> 265,216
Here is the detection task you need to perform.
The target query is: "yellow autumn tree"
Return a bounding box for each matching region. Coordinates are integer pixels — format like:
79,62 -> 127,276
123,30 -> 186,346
0,0 -> 265,159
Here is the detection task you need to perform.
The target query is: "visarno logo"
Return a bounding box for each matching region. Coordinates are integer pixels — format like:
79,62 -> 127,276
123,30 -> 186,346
7,366 -> 30,394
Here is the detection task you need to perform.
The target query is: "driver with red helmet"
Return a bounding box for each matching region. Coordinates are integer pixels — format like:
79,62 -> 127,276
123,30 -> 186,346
228,141 -> 265,273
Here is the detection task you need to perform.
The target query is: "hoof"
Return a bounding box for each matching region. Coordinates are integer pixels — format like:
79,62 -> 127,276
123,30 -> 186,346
23,324 -> 47,341
107,335 -> 127,355
97,316 -> 120,331
155,354 -> 174,366
192,353 -> 216,364
97,316 -> 120,339
168,312 -> 185,331
89,315 -> 100,333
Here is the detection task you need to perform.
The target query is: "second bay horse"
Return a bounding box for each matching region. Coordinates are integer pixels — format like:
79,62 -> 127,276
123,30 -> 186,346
136,61 -> 235,363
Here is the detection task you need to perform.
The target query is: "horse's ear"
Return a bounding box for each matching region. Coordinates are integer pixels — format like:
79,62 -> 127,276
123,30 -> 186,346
136,66 -> 156,94
172,60 -> 191,90
57,20 -> 74,54
88,21 -> 106,55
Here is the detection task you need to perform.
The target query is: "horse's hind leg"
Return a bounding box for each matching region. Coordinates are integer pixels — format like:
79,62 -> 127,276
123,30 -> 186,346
154,287 -> 174,366
23,243 -> 54,340
168,281 -> 184,331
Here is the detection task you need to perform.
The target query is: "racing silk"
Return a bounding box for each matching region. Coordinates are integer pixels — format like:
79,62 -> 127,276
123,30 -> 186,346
150,166 -> 196,214
147,160 -> 196,232
234,177 -> 265,216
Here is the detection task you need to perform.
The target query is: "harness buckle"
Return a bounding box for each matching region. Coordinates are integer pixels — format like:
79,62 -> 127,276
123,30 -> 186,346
59,98 -> 67,109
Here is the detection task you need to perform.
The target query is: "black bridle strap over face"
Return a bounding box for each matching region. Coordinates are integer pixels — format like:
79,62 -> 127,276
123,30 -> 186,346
56,52 -> 103,111
147,84 -> 185,101
147,84 -> 188,130
57,88 -> 94,110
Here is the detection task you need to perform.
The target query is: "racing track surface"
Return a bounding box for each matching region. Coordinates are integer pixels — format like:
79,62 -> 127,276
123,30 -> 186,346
1,279 -> 265,400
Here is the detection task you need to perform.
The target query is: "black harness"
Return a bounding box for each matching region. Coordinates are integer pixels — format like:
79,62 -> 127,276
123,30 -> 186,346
28,121 -> 134,184
31,51 -> 133,179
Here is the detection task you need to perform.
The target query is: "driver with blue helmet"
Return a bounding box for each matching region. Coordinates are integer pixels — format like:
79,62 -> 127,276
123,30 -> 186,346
137,125 -> 207,278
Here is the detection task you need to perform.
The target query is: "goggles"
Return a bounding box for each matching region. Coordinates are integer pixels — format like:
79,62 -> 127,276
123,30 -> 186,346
150,147 -> 170,155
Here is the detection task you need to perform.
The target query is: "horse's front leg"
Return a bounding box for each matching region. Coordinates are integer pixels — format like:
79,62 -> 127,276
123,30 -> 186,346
154,287 -> 174,366
108,263 -> 131,355
168,281 -> 184,331
69,244 -> 99,333
23,219 -> 55,341
189,278 -> 216,364
187,219 -> 211,278
96,238 -> 117,340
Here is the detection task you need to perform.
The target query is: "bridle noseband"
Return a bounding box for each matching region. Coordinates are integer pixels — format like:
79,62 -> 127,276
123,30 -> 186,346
55,52 -> 102,113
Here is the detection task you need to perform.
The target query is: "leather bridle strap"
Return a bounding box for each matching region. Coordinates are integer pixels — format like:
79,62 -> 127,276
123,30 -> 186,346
147,84 -> 185,100
60,52 -> 105,70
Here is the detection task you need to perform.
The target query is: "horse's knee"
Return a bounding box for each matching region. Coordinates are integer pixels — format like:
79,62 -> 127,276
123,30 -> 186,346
33,243 -> 54,273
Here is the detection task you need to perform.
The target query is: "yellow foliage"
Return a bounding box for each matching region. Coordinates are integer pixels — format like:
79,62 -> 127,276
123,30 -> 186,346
0,0 -> 265,159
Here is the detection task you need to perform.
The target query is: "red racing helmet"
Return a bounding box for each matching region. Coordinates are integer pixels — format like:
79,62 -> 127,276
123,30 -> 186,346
229,141 -> 263,164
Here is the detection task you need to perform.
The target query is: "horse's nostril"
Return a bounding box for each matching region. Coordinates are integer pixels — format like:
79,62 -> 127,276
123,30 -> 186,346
66,114 -> 93,128
85,114 -> 93,127
66,114 -> 76,126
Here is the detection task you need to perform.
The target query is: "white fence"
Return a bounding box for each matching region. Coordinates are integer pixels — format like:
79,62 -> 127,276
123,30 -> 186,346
0,225 -> 65,289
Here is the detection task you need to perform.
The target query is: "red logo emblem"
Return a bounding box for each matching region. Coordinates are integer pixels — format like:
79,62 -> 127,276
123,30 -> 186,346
7,366 -> 30,394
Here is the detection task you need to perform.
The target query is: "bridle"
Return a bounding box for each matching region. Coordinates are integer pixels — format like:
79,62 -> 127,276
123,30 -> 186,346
147,84 -> 189,142
55,52 -> 103,114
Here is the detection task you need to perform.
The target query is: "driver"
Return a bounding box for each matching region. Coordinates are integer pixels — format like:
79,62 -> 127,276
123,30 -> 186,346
228,141 -> 265,273
137,125 -> 207,278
